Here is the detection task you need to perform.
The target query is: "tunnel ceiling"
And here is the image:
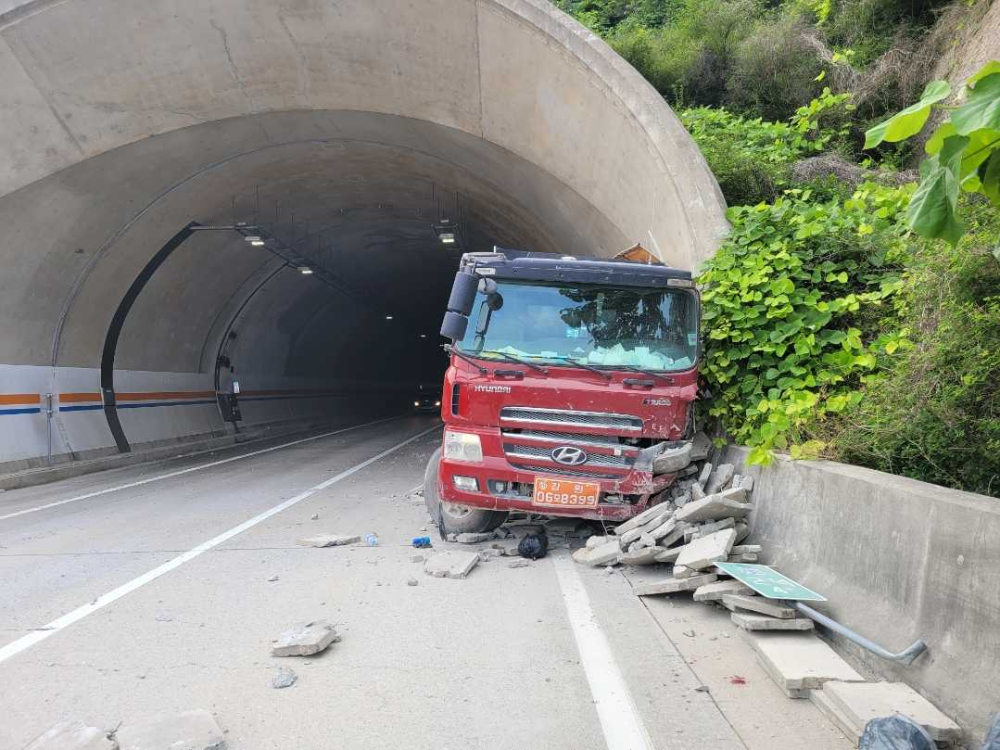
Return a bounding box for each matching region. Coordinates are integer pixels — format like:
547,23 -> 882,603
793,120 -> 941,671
0,0 -> 727,383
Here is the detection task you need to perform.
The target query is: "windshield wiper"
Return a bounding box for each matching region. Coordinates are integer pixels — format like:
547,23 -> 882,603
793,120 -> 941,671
546,355 -> 612,380
614,365 -> 675,383
481,350 -> 549,374
443,344 -> 488,375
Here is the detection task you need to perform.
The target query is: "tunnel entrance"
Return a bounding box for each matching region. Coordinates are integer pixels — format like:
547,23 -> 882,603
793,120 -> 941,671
0,0 -> 726,470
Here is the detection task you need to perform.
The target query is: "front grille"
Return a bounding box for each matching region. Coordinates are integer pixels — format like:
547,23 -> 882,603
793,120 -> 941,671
503,444 -> 631,469
500,406 -> 643,432
498,406 -> 642,479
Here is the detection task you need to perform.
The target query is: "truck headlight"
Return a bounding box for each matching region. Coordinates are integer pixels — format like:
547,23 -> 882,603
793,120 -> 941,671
444,430 -> 483,463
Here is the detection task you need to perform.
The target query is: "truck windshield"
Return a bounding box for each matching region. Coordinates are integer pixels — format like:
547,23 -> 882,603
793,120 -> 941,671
457,280 -> 698,372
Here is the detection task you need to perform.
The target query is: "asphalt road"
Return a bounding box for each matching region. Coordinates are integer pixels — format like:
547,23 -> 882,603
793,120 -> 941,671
0,416 -> 852,750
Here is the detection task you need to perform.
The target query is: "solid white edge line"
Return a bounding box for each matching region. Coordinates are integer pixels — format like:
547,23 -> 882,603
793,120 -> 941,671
0,424 -> 440,665
553,555 -> 655,750
0,415 -> 407,522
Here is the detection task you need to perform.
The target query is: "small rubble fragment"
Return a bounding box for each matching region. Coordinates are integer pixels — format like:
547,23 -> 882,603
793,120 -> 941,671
731,544 -> 762,555
115,710 -> 225,750
297,534 -> 360,548
697,463 -> 713,486
731,612 -> 814,631
652,442 -> 693,474
23,721 -> 117,750
689,432 -> 712,461
410,554 -> 425,563
271,620 -> 340,657
424,551 -> 479,579
407,578 -> 419,586
270,668 -> 298,689
586,535 -> 613,549
266,575 -> 279,582
508,559 -> 530,568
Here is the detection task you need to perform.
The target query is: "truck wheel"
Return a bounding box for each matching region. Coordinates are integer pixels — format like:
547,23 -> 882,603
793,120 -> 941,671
423,447 -> 508,534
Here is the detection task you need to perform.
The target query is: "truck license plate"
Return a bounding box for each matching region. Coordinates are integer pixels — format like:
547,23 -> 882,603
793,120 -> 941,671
532,477 -> 600,509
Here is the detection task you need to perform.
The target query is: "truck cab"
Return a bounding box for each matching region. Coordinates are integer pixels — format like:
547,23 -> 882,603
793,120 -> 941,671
425,250 -> 700,534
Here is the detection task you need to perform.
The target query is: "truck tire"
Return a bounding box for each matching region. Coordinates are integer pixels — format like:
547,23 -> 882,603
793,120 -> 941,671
423,447 -> 508,534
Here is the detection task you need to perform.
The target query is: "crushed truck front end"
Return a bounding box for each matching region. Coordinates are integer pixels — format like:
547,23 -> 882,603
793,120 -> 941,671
433,250 -> 701,524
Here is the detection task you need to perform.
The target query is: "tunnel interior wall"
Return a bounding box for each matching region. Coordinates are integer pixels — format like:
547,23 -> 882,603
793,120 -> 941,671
0,0 -> 727,473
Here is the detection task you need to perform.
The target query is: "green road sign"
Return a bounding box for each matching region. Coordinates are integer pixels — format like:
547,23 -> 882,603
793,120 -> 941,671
714,563 -> 827,602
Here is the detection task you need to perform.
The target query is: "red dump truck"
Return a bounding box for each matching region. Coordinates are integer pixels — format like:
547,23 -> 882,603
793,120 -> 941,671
424,249 -> 703,534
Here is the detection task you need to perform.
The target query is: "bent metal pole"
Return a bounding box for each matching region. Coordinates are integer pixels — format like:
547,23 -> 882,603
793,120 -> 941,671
793,601 -> 928,666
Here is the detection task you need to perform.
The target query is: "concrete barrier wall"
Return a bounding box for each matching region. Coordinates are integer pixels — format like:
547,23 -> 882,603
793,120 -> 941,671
726,446 -> 1000,739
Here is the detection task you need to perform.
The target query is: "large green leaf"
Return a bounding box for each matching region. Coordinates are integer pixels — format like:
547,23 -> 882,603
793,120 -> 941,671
907,135 -> 968,245
952,73 -> 1000,134
967,61 -> 1000,87
864,80 -> 951,149
980,150 -> 1000,206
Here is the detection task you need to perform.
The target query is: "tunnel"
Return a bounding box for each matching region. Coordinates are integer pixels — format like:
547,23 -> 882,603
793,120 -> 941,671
0,0 -> 727,473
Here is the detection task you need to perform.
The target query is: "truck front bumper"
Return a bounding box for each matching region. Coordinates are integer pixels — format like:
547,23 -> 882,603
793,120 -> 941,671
438,453 -> 674,521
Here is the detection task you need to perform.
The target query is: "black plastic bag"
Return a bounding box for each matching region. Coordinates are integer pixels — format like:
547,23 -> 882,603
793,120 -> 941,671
518,531 -> 549,559
859,715 -> 935,750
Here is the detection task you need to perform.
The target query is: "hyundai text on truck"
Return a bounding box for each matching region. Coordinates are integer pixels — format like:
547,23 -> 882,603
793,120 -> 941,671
424,250 -> 702,534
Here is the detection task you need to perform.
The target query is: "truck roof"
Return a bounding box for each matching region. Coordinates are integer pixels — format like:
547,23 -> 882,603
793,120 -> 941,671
460,249 -> 693,289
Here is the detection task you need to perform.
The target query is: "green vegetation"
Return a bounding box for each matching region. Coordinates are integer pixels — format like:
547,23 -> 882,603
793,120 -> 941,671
554,1 -> 999,495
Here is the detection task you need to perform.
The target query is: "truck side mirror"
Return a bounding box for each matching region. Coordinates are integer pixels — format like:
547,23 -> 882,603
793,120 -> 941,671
447,271 -> 479,316
441,311 -> 469,340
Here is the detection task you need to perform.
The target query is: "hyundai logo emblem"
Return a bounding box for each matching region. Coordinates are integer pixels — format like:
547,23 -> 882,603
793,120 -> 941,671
551,446 -> 588,466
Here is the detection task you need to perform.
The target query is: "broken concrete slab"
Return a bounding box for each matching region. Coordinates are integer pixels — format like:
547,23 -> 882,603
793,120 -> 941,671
693,579 -> 753,602
690,517 -> 736,540
822,681 -> 962,744
652,442 -> 693,474
731,612 -> 814,631
653,547 -> 682,563
648,517 -> 679,542
635,572 -> 717,596
656,521 -> 690,548
116,710 -> 225,750
734,521 -> 751,543
271,620 -> 340,656
674,528 -> 737,572
614,501 -> 673,536
675,489 -> 751,523
811,687 -> 864,744
723,594 -> 796,618
572,540 -> 622,567
689,432 -> 712,461
620,546 -> 660,565
739,475 -> 754,493
24,721 -> 117,750
672,564 -> 699,579
691,482 -> 706,500
731,544 -> 762,554
619,512 -> 672,546
697,463 -> 713,486
728,552 -> 759,563
297,534 -> 360,548
742,631 -> 864,693
586,534 -> 613,549
424,550 -> 480,579
456,532 -> 493,544
705,463 -> 736,494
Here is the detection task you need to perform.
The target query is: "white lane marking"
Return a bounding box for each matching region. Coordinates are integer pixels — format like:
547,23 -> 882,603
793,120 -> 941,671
0,416 -> 407,522
553,555 -> 655,750
0,425 -> 439,665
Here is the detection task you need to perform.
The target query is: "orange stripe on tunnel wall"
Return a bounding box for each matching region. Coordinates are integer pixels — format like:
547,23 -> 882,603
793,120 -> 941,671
60,393 -> 102,403
0,394 -> 41,405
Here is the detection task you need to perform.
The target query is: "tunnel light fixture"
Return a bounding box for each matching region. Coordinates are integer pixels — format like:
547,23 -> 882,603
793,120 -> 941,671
245,235 -> 265,247
385,315 -> 394,320
298,266 -> 314,275
420,334 -> 427,338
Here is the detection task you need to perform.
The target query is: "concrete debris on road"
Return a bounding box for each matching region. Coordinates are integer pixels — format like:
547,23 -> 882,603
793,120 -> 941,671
297,534 -> 360,548
635,572 -> 718,596
741,631 -> 864,697
722,594 -> 797,619
407,578 -> 419,586
456,532 -> 493,544
115,710 -> 225,750
814,681 -> 962,745
731,612 -> 814,631
424,550 -> 479,579
693,579 -> 752,601
270,668 -> 298,689
508,559 -> 531,568
23,721 -> 118,750
674,528 -> 736,573
572,540 -> 621,567
271,620 -> 340,656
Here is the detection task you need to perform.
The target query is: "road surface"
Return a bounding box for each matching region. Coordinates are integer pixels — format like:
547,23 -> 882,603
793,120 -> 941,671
0,416 -> 852,750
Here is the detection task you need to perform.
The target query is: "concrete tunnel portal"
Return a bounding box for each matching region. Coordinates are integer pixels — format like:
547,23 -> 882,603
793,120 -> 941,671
0,0 -> 728,471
